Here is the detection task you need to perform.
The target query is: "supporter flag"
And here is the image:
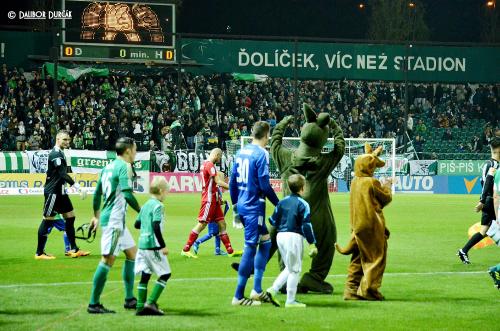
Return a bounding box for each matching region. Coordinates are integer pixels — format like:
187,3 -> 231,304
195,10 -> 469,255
0,152 -> 29,173
231,73 -> 268,82
43,63 -> 109,82
468,222 -> 495,249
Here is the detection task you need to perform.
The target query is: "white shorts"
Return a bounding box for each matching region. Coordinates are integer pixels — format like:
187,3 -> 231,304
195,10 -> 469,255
135,249 -> 171,276
487,219 -> 500,246
277,232 -> 304,273
101,226 -> 136,256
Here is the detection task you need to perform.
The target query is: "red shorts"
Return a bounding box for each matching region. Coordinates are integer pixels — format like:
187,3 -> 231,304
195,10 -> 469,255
197,200 -> 224,223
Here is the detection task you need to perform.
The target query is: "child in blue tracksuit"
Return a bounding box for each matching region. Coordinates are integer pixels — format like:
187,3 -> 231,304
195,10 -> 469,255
47,217 -> 71,254
266,174 -> 318,308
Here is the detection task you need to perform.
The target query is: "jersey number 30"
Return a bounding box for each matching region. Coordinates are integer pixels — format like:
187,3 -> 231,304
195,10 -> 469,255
235,157 -> 249,184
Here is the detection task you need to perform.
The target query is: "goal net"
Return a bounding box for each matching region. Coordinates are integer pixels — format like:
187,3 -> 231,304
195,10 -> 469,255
226,136 -> 402,193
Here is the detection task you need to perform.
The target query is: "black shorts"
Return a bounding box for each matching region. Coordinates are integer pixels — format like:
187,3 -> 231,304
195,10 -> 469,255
43,193 -> 73,217
481,210 -> 495,226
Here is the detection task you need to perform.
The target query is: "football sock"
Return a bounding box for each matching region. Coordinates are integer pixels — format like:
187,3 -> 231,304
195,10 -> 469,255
123,259 -> 135,300
90,262 -> 111,305
253,239 -> 271,293
64,216 -> 78,251
137,283 -> 148,310
235,245 -> 257,299
462,232 -> 485,253
286,272 -> 300,304
63,232 -> 70,252
183,230 -> 199,252
147,274 -> 170,304
36,219 -> 53,255
137,272 -> 151,310
272,268 -> 290,293
220,232 -> 233,254
197,233 -> 214,245
214,235 -> 221,253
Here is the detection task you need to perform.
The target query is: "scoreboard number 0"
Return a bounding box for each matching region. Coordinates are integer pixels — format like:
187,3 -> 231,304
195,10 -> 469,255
120,49 -> 127,58
64,47 -> 73,56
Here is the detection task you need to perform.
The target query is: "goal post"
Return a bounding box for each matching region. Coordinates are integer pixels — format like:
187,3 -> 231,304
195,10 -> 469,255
227,136 -> 399,193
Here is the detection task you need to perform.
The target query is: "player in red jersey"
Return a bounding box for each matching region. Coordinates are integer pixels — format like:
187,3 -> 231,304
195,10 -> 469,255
181,148 -> 235,258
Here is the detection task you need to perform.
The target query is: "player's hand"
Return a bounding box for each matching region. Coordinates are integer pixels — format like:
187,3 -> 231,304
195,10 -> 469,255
488,167 -> 496,176
90,217 -> 99,231
162,247 -> 169,256
79,187 -> 88,200
380,177 -> 394,188
73,183 -> 87,200
308,244 -> 318,258
475,202 -> 484,212
232,205 -> 244,229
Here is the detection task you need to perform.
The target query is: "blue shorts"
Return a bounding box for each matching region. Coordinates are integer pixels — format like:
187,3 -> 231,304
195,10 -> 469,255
241,214 -> 268,246
47,219 -> 66,233
208,222 -> 219,236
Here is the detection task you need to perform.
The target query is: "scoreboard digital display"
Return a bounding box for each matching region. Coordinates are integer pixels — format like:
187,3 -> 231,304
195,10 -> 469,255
61,0 -> 176,63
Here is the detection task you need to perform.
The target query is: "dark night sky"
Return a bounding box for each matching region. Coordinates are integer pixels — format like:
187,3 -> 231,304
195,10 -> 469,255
0,0 -> 493,43
178,0 -> 487,42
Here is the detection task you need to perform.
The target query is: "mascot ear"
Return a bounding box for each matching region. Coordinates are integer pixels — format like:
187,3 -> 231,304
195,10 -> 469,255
364,143 -> 373,154
317,113 -> 330,128
373,145 -> 383,156
303,103 -> 317,123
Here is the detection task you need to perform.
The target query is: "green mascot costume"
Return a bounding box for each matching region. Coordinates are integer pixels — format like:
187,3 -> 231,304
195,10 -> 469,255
270,104 -> 345,294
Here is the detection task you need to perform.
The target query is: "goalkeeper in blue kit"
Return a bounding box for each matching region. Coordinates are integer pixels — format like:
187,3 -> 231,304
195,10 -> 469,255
229,121 -> 280,306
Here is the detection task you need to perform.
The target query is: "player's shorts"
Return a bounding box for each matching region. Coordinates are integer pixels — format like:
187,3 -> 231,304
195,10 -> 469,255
101,226 -> 135,256
208,222 -> 220,236
47,219 -> 66,233
43,193 -> 73,217
135,249 -> 171,276
197,200 -> 224,223
240,214 -> 268,246
277,232 -> 304,273
481,210 -> 495,226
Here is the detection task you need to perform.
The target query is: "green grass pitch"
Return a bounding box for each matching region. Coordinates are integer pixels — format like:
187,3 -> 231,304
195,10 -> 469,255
0,193 -> 498,331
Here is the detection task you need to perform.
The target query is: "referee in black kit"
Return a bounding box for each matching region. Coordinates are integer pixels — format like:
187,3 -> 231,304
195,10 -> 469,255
35,130 -> 90,259
457,137 -> 500,264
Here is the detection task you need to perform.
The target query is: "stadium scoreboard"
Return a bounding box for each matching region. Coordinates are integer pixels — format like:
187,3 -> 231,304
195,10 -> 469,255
61,0 -> 176,63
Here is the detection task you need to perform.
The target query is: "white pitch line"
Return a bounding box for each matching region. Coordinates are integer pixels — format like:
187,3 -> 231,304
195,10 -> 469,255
0,271 -> 487,289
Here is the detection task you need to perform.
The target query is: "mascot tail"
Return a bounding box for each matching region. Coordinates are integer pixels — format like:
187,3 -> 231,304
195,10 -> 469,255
335,237 -> 356,255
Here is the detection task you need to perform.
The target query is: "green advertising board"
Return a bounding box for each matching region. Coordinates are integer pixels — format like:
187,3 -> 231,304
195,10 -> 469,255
437,160 -> 485,176
181,38 -> 499,83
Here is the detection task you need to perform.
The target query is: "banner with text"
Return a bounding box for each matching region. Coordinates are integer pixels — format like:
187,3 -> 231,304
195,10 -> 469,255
181,38 -> 499,83
0,173 -> 98,195
154,150 -> 234,175
437,160 -> 484,176
27,150 -> 150,193
150,172 -> 204,193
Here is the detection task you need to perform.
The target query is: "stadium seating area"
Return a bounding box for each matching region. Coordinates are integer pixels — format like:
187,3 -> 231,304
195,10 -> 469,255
0,65 -> 498,158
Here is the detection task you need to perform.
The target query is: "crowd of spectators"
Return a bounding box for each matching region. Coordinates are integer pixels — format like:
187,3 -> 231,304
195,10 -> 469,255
0,64 -> 498,155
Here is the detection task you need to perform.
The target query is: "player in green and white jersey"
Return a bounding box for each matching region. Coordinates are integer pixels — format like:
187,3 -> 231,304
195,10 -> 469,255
134,176 -> 171,316
87,137 -> 142,314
